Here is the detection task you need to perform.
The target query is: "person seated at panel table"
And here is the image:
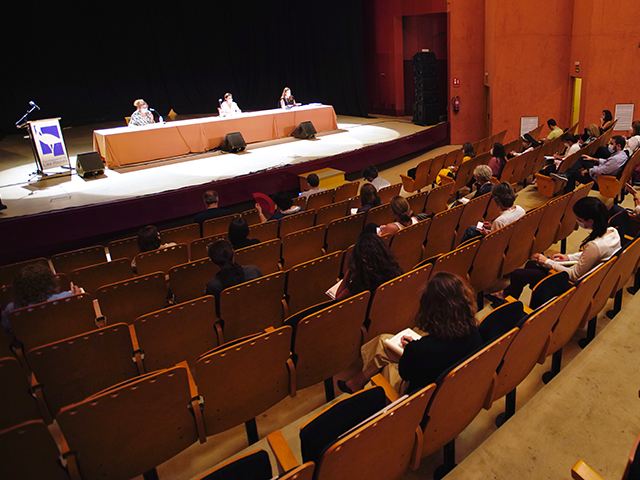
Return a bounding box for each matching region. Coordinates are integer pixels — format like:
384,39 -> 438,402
129,99 -> 155,126
280,87 -> 300,109
219,93 -> 241,117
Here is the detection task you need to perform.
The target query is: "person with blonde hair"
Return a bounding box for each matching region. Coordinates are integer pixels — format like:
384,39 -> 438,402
280,87 -> 300,108
129,99 -> 155,126
377,196 -> 418,236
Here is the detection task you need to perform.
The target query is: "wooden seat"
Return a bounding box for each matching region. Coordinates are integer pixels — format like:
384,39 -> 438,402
424,183 -> 453,216
70,258 -> 133,297
420,328 -> 517,475
9,294 -> 98,353
285,251 -> 342,317
535,147 -> 585,197
367,263 -> 433,340
555,182 -> 594,253
196,326 -> 295,444
279,210 -> 316,238
135,296 -> 219,372
363,203 -> 391,228
281,225 -> 327,269
454,193 -> 492,246
306,189 -> 335,211
532,191 -> 573,254
606,237 -> 640,318
218,272 -> 287,343
107,236 -> 139,262
0,257 -> 50,287
134,243 -> 189,276
190,233 -> 227,261
423,204 -> 464,260
0,356 -> 41,430
195,449 -> 313,480
56,365 -> 204,480
390,219 -> 431,272
486,289 -> 575,425
468,222 -> 517,299
325,213 -> 366,253
160,223 -> 200,246
51,245 -> 107,276
452,153 -> 490,197
97,272 -> 168,325
407,190 -> 429,214
377,183 -> 402,204
430,239 -> 480,282
235,239 -> 282,275
334,181 -> 359,202
502,205 -> 547,275
241,208 -> 262,226
315,200 -> 350,227
0,420 -> 70,480
249,219 -> 279,243
289,292 -> 369,399
203,213 -> 240,237
401,158 -> 433,193
27,323 -> 141,417
597,149 -> 640,202
428,153 -> 448,184
168,258 -> 215,304
292,195 -> 307,210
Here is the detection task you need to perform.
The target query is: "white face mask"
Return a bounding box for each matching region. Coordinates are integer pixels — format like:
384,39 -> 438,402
577,220 -> 590,229
141,108 -> 148,113
608,144 -> 615,153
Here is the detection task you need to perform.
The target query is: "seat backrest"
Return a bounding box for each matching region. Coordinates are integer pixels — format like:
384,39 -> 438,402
168,258 -> 216,304
306,189 -> 335,211
315,200 -> 350,228
455,193 -> 492,246
428,153 -> 448,184
56,365 -> 200,480
533,192 -> 573,253
27,323 -> 140,417
160,223 -> 200,246
279,210 -> 316,238
377,183 -> 402,204
293,291 -> 370,391
70,258 -> 133,297
281,225 -> 327,269
611,237 -> 640,298
97,272 -> 168,325
51,245 -> 107,276
286,252 -> 342,317
240,208 -> 262,226
0,257 -> 50,288
423,204 -> 464,260
502,205 -> 547,275
248,219 -> 279,243
10,294 -> 97,352
190,233 -> 227,261
0,356 -> 41,431
498,157 -> 517,184
364,203 -> 391,228
430,240 -> 480,282
134,244 -> 189,276
413,158 -> 434,191
334,182 -> 360,203
203,213 -> 240,237
585,253 -> 626,321
468,221 -> 517,293
196,326 -> 293,437
390,219 -> 431,272
0,420 -> 70,480
235,239 -> 282,275
218,272 -> 287,342
424,183 -> 453,216
454,153 -> 490,192
325,213 -> 366,253
107,236 -> 139,262
421,328 -> 517,458
367,263 -> 433,340
406,190 -> 429,214
135,296 -> 219,371
313,384 -> 435,480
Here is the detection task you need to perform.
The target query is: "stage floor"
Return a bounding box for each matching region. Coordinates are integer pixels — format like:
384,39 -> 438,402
0,114 -> 437,219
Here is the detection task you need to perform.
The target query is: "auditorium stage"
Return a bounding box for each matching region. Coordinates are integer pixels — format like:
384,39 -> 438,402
0,114 -> 448,264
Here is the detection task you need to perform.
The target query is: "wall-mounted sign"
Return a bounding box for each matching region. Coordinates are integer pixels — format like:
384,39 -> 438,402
453,78 -> 460,88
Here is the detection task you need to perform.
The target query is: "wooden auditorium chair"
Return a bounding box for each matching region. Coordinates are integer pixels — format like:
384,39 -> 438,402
428,152 -> 448,182
555,182 -> 594,253
429,239 -> 480,283
532,192 -> 573,254
502,205 -> 546,274
315,200 -> 350,227
333,181 -> 359,203
377,183 -> 402,204
400,158 -> 432,193
160,223 -> 200,246
306,189 -> 334,211
134,243 -> 189,276
325,213 -> 366,253
424,182 -> 453,216
70,258 -> 133,297
249,219 -> 279,243
240,208 -> 262,226
406,190 -> 429,214
0,356 -> 42,430
168,258 -> 216,304
190,233 -> 226,261
389,218 -> 431,272
422,203 -> 464,260
597,149 -> 640,203
279,209 -> 316,238
51,245 -> 107,276
363,203 -> 391,228
606,236 -> 640,319
203,213 -> 240,237
235,238 -> 283,275
285,251 -> 342,317
107,235 -> 139,262
453,192 -> 492,246
281,225 -> 327,269
0,257 -> 50,287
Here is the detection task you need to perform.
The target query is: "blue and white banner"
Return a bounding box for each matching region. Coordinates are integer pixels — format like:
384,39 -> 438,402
28,118 -> 70,170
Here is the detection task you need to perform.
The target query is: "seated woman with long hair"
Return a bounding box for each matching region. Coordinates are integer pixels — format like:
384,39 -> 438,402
497,196 -> 621,300
205,240 -> 262,298
228,217 -> 260,250
131,225 -> 176,272
338,272 -> 482,395
357,183 -> 381,213
335,233 -> 403,301
488,142 -> 508,177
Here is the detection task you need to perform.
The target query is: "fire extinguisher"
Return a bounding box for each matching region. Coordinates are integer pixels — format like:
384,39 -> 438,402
451,96 -> 460,113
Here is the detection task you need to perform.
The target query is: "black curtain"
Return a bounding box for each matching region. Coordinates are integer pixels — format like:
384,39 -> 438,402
0,1 -> 367,135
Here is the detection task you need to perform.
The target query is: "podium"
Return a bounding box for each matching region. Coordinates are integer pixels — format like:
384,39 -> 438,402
26,118 -> 71,176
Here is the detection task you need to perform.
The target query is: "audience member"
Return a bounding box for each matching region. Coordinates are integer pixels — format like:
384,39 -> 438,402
580,124 -> 600,147
600,109 -> 614,134
299,173 -> 327,198
509,133 -> 540,158
228,217 -> 260,250
256,191 -> 302,223
1,264 -> 82,333
337,272 -> 482,394
132,225 -> 177,272
335,233 -> 403,301
451,165 -> 493,207
357,183 -> 381,213
543,118 -> 563,142
205,240 -> 262,298
362,165 -> 391,190
370,196 -> 419,237
436,142 -> 476,185
540,132 -> 581,176
487,142 -> 508,177
195,190 -> 232,235
624,120 -> 640,157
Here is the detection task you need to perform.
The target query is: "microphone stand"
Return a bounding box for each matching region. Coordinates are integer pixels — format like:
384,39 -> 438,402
15,103 -> 47,177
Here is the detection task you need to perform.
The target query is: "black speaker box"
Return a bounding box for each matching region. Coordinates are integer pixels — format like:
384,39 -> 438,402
415,90 -> 439,105
412,51 -> 436,67
76,151 -> 104,178
413,102 -> 440,127
415,75 -> 439,92
292,121 -> 317,139
219,132 -> 246,152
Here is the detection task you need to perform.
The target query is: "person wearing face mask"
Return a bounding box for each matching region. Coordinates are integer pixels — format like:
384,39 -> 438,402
552,135 -> 629,193
494,197 -> 620,301
219,93 -> 241,117
539,132 -> 581,176
279,87 -> 300,109
129,99 -> 155,126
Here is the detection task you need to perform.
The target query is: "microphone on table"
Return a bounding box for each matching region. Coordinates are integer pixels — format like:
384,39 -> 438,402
148,107 -> 163,124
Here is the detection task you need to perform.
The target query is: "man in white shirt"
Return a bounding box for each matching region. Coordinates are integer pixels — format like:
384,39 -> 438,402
624,120 -> 640,156
362,165 -> 391,190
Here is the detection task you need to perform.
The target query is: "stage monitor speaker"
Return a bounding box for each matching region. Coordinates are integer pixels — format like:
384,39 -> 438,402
219,132 -> 246,153
76,151 -> 104,178
292,121 -> 317,139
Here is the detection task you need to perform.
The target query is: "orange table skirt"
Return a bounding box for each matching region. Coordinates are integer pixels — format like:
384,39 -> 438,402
93,105 -> 338,168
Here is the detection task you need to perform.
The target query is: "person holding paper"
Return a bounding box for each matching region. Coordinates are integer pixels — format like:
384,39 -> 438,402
337,272 -> 482,395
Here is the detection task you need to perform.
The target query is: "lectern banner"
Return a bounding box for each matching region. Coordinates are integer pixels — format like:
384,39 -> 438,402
28,118 -> 70,170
